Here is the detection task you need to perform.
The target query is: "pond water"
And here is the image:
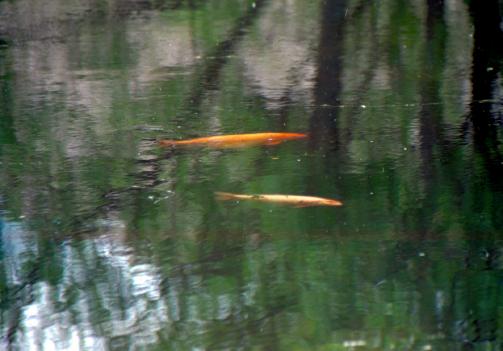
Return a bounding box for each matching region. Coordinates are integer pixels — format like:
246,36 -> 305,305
0,0 -> 502,350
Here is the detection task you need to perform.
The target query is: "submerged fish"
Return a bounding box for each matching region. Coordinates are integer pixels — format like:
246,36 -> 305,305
159,132 -> 307,148
215,192 -> 343,207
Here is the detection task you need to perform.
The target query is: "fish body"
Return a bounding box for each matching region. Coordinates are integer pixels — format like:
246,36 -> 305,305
215,192 -> 343,207
159,132 -> 307,148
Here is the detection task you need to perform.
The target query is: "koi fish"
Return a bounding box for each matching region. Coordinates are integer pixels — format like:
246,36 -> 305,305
159,132 -> 307,148
215,192 -> 343,207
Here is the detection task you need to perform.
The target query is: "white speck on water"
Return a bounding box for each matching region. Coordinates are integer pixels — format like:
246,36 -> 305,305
403,147 -> 408,151
251,2 -> 256,8
487,67 -> 494,71
19,215 -> 25,219
148,195 -> 154,200
370,140 -> 374,143
419,252 -> 425,257
361,104 -> 366,108
370,192 -> 374,195
297,159 -> 301,162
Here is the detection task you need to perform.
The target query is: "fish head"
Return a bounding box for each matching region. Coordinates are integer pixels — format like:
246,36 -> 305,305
322,198 -> 343,206
285,133 -> 308,140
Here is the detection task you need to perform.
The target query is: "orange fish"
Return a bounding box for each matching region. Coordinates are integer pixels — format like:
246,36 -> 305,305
215,192 -> 343,207
159,132 -> 307,148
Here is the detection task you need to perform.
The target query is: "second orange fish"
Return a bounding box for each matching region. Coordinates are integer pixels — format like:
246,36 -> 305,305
159,132 -> 307,149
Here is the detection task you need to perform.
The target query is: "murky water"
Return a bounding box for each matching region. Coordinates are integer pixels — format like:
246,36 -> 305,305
0,0 -> 502,350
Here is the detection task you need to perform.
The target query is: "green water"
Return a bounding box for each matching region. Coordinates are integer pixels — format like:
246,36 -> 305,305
0,0 -> 502,350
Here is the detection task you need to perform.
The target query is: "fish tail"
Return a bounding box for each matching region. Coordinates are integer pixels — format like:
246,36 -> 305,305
214,192 -> 239,201
158,139 -> 177,147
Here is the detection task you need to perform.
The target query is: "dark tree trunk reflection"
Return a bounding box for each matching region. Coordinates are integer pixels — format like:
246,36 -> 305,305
0,47 -> 15,147
466,0 -> 503,232
468,0 -> 503,186
449,1 -> 503,347
184,0 -> 268,115
408,0 -> 446,236
310,0 -> 348,150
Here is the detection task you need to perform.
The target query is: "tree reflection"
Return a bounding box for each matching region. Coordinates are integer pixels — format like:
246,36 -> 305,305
0,0 -> 502,350
310,0 -> 348,150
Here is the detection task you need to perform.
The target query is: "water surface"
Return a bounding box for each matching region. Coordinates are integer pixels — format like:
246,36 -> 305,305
0,0 -> 502,350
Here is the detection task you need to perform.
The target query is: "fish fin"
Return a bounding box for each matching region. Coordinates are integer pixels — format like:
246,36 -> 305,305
294,202 -> 311,208
265,140 -> 282,146
159,140 -> 177,147
215,192 -> 237,201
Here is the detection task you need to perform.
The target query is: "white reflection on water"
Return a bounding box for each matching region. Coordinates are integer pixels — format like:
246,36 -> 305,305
0,218 -> 169,350
126,15 -> 197,88
1,221 -> 38,286
241,0 -> 320,110
216,294 -> 232,320
19,282 -> 105,351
